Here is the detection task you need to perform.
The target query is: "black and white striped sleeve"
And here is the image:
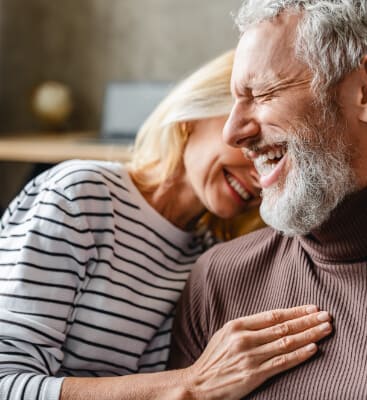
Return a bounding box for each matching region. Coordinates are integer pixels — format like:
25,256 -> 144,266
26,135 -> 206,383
0,175 -> 97,400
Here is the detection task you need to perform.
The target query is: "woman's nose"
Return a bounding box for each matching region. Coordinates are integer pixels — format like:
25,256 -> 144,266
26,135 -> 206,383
223,103 -> 260,148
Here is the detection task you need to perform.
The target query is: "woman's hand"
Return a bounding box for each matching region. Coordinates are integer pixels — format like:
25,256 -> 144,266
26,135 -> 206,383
183,305 -> 332,400
61,305 -> 332,400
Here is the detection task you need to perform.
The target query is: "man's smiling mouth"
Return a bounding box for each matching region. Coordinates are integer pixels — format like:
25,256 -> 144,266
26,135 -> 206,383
244,144 -> 288,188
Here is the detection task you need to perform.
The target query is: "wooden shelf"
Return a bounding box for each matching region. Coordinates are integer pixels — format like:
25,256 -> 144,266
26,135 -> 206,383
0,131 -> 132,163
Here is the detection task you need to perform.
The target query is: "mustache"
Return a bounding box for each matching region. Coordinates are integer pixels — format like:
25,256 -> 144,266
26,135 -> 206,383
241,136 -> 290,159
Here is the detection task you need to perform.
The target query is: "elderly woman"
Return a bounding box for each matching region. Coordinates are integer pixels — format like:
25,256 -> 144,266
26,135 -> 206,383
0,50 -> 331,400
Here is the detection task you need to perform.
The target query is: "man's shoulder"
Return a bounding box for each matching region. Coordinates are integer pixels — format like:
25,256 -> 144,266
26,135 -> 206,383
215,225 -> 287,259
198,226 -> 293,279
226,225 -> 280,248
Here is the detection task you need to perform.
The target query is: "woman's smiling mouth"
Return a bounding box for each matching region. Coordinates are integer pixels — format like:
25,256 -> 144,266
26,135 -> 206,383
224,170 -> 254,202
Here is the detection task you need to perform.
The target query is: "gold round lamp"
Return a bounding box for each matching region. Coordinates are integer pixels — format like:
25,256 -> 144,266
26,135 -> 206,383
32,81 -> 73,128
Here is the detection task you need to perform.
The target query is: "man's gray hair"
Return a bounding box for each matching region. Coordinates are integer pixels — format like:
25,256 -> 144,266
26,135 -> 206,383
236,1 -> 367,91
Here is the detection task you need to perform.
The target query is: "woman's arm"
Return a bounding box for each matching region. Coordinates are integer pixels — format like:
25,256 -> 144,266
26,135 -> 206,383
0,165 -> 98,399
61,369 -> 188,400
60,305 -> 332,400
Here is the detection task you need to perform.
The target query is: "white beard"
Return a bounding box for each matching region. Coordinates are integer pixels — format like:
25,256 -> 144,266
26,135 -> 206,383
259,114 -> 357,236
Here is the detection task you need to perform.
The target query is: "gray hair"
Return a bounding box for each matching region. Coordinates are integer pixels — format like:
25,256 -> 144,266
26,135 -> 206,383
236,0 -> 367,92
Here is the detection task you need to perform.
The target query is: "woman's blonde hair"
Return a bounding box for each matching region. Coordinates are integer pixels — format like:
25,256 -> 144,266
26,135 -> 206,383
129,50 -> 235,189
128,50 -> 264,239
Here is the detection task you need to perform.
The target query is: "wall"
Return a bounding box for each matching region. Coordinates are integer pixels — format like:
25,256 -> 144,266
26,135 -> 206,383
0,0 -> 243,208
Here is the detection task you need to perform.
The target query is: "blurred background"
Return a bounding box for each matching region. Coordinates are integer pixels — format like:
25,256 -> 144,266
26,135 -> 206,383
0,0 -> 242,213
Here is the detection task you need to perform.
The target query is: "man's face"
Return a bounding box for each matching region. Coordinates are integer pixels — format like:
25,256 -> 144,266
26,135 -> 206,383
223,13 -> 357,235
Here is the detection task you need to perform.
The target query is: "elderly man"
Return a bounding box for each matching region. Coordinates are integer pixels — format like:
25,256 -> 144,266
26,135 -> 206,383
169,1 -> 367,399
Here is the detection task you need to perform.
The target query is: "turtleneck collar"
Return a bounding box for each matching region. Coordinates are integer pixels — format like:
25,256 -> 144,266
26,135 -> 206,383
297,187 -> 367,263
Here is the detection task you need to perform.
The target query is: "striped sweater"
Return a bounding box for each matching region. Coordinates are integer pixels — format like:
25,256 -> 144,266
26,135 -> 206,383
0,160 -> 204,400
169,187 -> 367,399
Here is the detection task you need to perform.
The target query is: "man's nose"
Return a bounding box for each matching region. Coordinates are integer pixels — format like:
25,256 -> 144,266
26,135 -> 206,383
223,102 -> 260,148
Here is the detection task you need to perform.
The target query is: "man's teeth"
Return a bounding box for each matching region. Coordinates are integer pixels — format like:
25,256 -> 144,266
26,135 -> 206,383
258,147 -> 286,162
254,147 -> 286,176
266,148 -> 284,160
226,175 -> 251,201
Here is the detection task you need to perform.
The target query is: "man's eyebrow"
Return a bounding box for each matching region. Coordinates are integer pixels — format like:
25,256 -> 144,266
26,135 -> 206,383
244,75 -> 311,97
232,83 -> 271,100
231,79 -> 253,97
231,71 -> 304,97
232,71 -> 276,97
250,73 -> 281,92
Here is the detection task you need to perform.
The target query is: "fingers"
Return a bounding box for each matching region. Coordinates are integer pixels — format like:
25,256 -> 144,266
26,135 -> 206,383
247,310 -> 331,346
190,306 -> 333,400
231,305 -> 319,330
259,342 -> 319,378
254,319 -> 332,363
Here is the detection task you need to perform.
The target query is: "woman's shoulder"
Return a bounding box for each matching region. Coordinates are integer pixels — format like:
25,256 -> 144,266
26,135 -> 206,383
33,159 -> 129,199
45,159 -> 125,188
9,159 -> 128,213
0,161 -> 114,229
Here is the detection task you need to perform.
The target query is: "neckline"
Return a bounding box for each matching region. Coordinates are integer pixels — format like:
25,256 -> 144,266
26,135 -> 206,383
297,187 -> 367,263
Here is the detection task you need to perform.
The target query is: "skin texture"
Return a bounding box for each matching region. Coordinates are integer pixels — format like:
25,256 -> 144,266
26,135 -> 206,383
223,12 -> 367,191
143,116 -> 261,230
61,305 -> 332,400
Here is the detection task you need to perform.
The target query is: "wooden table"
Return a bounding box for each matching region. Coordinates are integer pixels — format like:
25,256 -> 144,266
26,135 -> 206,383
0,131 -> 132,163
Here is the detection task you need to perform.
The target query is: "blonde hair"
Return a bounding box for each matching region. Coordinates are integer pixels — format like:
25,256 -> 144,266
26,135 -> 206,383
129,50 -> 235,189
128,50 -> 264,239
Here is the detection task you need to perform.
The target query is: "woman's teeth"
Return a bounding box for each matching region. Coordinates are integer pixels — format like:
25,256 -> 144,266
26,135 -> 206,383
226,174 -> 251,201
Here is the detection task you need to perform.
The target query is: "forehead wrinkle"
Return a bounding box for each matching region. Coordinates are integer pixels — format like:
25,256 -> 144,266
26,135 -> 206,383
233,68 -> 312,99
240,71 -> 286,93
239,56 -> 313,93
261,77 -> 312,93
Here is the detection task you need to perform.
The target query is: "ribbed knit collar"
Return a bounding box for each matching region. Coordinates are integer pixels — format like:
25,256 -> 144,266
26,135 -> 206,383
297,187 -> 367,263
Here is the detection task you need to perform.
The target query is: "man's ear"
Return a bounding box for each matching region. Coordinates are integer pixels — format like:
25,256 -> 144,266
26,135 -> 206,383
358,55 -> 367,123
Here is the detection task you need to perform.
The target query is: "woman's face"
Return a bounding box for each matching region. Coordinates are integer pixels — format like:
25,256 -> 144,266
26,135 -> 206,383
183,116 -> 261,219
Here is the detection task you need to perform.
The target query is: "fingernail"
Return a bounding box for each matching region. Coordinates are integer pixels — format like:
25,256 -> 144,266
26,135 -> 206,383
306,305 -> 318,313
317,311 -> 330,322
306,343 -> 317,352
319,322 -> 332,332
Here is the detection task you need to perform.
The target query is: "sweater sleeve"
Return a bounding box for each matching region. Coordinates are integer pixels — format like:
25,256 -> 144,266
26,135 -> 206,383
0,175 -> 97,400
167,248 -> 213,369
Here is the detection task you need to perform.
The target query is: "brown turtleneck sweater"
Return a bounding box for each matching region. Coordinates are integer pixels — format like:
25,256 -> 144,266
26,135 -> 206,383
169,188 -> 367,399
